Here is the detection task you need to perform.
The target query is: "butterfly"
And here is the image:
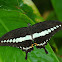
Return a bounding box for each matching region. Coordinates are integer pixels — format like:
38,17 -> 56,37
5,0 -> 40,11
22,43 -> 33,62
0,20 -> 62,60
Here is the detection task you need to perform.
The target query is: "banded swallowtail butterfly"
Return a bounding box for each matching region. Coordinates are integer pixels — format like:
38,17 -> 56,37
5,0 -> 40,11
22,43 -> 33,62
0,20 -> 62,60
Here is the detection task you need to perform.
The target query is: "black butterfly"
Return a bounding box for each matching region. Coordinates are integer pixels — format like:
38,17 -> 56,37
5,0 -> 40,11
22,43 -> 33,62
0,20 -> 62,60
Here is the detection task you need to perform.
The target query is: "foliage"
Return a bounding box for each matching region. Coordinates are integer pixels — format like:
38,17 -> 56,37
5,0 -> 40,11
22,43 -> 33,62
0,0 -> 62,62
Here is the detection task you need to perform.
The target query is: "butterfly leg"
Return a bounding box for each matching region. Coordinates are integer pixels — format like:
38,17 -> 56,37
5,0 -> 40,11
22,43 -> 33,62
43,46 -> 48,54
34,43 -> 48,54
25,51 -> 28,60
25,47 -> 34,60
21,47 -> 28,60
20,41 -> 34,60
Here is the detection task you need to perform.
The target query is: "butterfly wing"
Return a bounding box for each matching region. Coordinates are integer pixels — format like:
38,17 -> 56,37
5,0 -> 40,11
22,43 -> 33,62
0,27 -> 34,60
32,20 -> 62,48
0,20 -> 62,59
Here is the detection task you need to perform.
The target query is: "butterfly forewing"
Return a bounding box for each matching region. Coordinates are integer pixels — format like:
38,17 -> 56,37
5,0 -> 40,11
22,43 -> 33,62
32,20 -> 62,48
0,27 -> 34,53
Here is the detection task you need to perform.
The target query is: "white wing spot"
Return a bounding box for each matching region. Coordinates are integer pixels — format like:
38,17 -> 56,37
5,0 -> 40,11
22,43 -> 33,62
59,25 -> 61,27
23,46 -> 33,50
44,30 -> 49,34
9,39 -> 12,43
33,33 -> 40,38
20,46 -> 22,48
53,27 -> 57,29
24,35 -> 32,41
43,41 -> 46,45
4,40 -> 6,42
15,38 -> 19,43
50,28 -> 54,31
38,41 -> 47,46
56,25 -> 59,28
1,41 -> 4,43
49,39 -> 50,40
46,40 -> 48,42
39,31 -> 45,36
13,38 -> 16,43
39,43 -> 43,46
7,40 -> 9,42
47,29 -> 51,33
23,47 -> 29,50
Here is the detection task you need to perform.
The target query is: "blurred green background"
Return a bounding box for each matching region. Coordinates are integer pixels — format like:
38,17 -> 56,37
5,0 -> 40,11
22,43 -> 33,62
0,0 -> 62,62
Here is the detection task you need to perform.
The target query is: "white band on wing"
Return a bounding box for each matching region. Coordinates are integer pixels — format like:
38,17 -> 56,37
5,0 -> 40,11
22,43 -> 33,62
1,24 -> 61,43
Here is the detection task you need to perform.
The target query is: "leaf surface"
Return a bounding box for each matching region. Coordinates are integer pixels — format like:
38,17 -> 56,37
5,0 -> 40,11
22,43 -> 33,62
0,0 -> 59,62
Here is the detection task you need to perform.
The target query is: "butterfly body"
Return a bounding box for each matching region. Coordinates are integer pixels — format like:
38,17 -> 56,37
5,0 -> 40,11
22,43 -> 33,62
0,20 -> 62,60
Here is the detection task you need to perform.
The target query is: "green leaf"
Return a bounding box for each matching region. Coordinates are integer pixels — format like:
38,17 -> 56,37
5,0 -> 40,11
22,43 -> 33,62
51,0 -> 62,37
0,0 -> 44,23
51,0 -> 62,45
51,0 -> 62,21
46,11 -> 58,20
0,0 -> 59,62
